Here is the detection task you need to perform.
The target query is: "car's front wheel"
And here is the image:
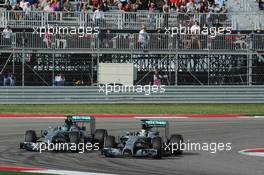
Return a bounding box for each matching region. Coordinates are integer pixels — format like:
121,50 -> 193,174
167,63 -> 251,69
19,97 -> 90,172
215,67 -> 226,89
152,137 -> 162,159
25,130 -> 37,143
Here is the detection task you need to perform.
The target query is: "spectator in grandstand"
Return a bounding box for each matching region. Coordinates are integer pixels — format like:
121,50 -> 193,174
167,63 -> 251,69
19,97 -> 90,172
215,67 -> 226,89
148,2 -> 156,12
138,26 -> 150,49
98,29 -> 113,48
10,74 -> 16,86
209,3 -> 220,12
130,0 -> 140,12
63,0 -> 72,12
44,2 -> 54,12
259,0 -> 264,10
154,27 -> 165,49
2,73 -> 15,86
212,18 -> 222,28
93,6 -> 104,26
215,0 -> 224,8
13,2 -> 23,20
43,31 -> 52,48
54,73 -> 65,86
101,0 -> 110,11
190,21 -> 201,49
4,1 -> 12,10
23,2 -> 32,16
190,20 -> 200,34
186,0 -> 195,13
139,0 -> 148,10
162,1 -> 170,27
2,26 -> 13,45
3,74 -> 9,86
153,69 -> 162,86
19,0 -> 27,10
122,3 -> 131,12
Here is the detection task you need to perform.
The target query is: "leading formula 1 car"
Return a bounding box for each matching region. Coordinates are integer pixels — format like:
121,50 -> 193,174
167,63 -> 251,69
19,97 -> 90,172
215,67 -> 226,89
102,119 -> 184,159
20,115 -> 108,152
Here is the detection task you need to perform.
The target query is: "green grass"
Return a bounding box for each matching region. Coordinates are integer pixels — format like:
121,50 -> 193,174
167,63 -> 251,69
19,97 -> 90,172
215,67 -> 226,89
0,172 -> 55,175
0,104 -> 263,116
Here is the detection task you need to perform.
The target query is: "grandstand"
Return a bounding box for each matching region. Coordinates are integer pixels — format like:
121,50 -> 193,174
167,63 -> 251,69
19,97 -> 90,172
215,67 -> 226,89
0,0 -> 264,86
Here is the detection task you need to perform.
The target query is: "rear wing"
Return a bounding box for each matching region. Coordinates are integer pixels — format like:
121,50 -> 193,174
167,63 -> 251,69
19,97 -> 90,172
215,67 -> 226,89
69,116 -> 94,123
141,119 -> 169,139
68,115 -> 96,134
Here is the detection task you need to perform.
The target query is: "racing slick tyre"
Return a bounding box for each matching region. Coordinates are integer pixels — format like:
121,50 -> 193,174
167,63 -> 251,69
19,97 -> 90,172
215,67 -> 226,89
104,135 -> 116,148
94,129 -> 108,149
152,137 -> 162,159
25,130 -> 37,143
69,132 -> 81,153
170,134 -> 184,155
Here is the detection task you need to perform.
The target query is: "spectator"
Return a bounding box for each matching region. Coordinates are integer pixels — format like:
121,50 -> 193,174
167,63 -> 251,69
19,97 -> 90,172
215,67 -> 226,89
215,0 -> 224,8
23,2 -> 32,16
162,0 -> 170,27
190,21 -> 201,49
10,74 -> 16,86
63,0 -> 72,12
153,69 -> 162,86
148,2 -> 156,12
259,0 -> 264,10
130,0 -> 140,12
101,0 -> 110,12
2,73 -> 15,86
43,31 -> 52,48
190,20 -> 201,35
19,0 -> 28,10
13,2 -> 23,20
155,27 -> 164,49
138,26 -> 150,49
54,73 -> 65,86
3,74 -> 9,86
2,26 -> 13,39
4,1 -> 13,10
44,2 -> 54,12
93,6 -> 104,26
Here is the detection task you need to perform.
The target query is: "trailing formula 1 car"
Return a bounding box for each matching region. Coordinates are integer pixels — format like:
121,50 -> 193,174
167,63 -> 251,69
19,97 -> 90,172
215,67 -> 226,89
20,115 -> 108,152
102,119 -> 184,159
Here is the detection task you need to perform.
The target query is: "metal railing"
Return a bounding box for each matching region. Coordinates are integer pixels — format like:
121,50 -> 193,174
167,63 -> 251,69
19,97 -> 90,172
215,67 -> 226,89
0,10 -> 233,30
0,86 -> 264,104
1,32 -> 264,51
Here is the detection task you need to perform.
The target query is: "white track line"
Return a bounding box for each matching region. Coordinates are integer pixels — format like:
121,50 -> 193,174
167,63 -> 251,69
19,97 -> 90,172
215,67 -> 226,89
25,169 -> 117,175
254,116 -> 264,118
134,116 -> 189,119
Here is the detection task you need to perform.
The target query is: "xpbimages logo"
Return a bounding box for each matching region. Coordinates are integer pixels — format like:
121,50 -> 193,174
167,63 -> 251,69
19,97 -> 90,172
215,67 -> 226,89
98,83 -> 166,95
32,25 -> 99,37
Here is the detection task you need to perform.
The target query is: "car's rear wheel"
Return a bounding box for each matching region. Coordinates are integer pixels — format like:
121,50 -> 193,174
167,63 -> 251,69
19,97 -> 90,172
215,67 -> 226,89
25,130 -> 37,143
69,132 -> 80,153
104,135 -> 116,148
170,134 -> 184,155
152,137 -> 162,159
94,129 -> 108,149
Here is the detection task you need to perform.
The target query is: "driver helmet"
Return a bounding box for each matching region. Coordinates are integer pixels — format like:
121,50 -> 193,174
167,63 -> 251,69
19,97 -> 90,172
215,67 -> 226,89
142,123 -> 149,130
65,118 -> 73,126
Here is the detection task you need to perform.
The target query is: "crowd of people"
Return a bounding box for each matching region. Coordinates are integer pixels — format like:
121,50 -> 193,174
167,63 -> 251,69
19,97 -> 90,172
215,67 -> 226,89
1,0 -> 227,13
1,73 -> 16,86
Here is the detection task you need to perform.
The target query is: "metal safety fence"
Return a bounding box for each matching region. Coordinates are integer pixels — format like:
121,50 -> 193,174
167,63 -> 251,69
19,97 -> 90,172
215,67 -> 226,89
1,32 -> 264,51
0,86 -> 264,104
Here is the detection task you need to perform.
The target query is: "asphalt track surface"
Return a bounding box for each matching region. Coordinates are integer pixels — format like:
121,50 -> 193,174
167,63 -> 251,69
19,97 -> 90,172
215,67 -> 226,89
0,118 -> 263,175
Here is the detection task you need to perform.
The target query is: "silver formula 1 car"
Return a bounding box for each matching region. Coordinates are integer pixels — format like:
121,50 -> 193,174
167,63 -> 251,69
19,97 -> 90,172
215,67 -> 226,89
20,115 -> 108,152
102,119 -> 184,159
